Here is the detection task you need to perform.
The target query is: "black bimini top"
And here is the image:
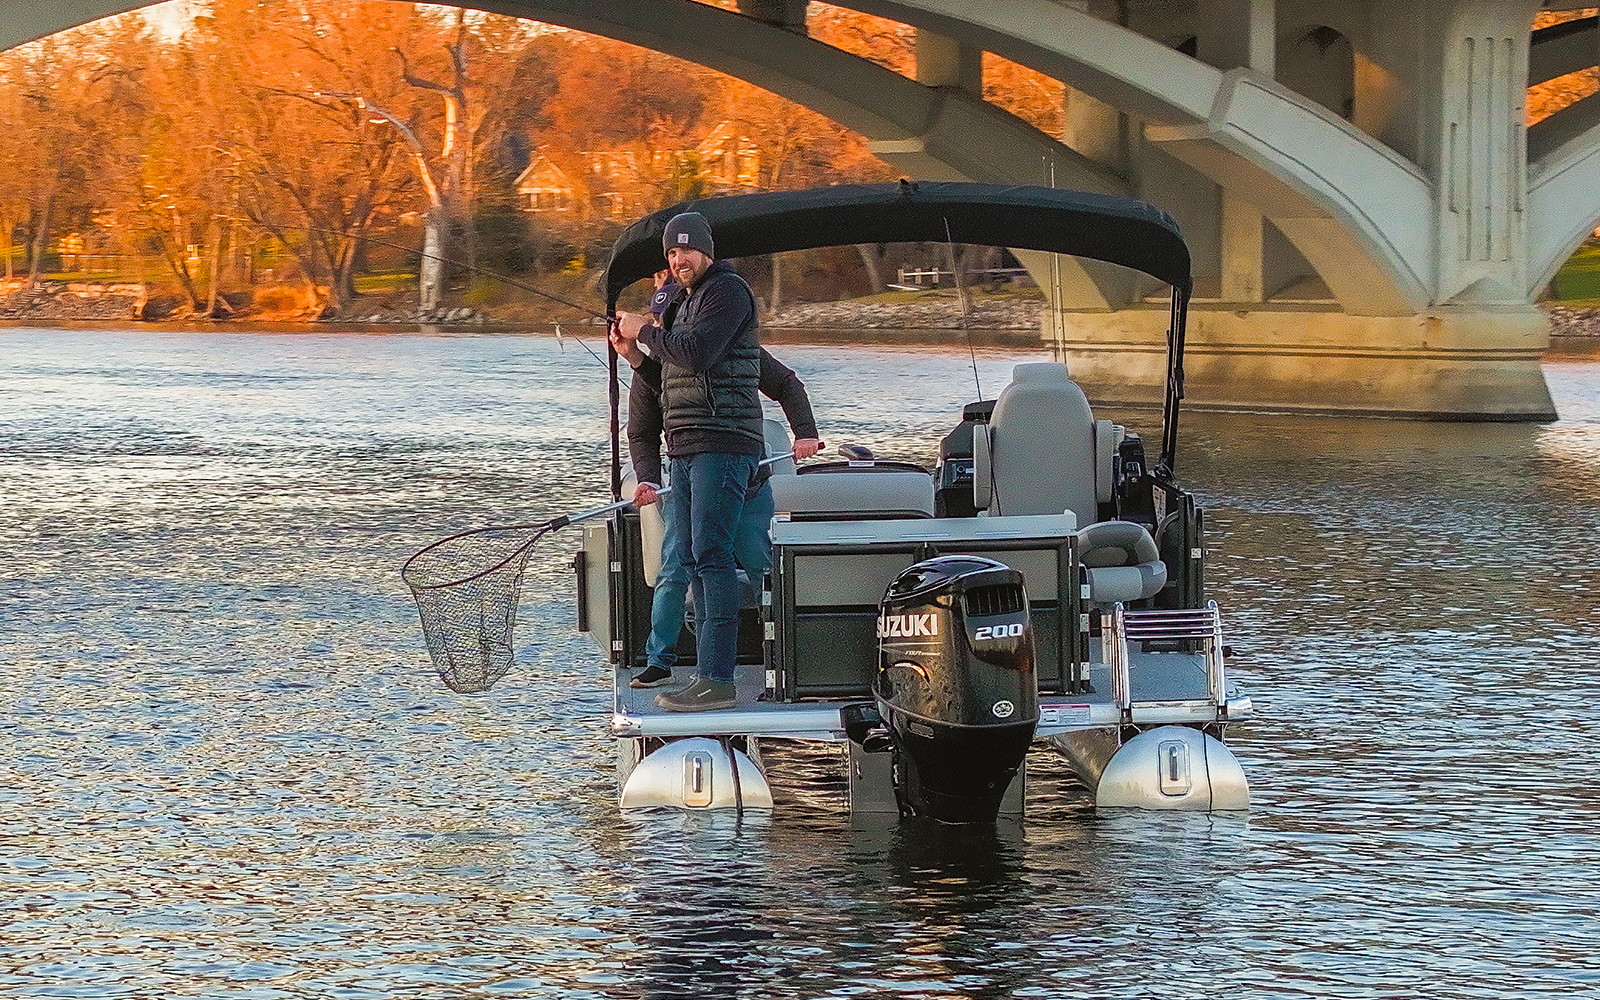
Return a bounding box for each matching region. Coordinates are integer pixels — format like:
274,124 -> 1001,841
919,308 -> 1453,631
602,182 -> 1190,307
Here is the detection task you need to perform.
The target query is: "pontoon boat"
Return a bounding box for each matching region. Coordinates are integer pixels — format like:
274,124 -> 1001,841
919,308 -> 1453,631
576,182 -> 1251,820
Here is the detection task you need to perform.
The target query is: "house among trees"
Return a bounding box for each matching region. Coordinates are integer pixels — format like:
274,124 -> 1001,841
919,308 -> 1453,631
513,121 -> 762,219
693,120 -> 761,192
512,155 -> 574,214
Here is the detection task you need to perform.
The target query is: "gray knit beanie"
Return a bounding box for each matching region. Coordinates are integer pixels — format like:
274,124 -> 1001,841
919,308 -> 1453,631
662,212 -> 714,260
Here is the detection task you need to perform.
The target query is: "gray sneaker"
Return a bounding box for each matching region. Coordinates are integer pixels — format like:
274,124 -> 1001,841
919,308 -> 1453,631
655,677 -> 736,712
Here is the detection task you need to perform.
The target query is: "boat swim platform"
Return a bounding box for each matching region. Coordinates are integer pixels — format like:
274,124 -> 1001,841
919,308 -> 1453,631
609,648 -> 1253,740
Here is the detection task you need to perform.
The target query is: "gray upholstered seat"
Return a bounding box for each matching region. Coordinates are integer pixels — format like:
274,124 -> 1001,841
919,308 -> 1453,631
1076,519 -> 1167,605
973,362 -> 1106,522
972,362 -> 1164,604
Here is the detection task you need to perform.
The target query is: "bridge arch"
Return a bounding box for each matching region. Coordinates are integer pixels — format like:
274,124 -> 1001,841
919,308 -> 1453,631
6,0 -> 1596,420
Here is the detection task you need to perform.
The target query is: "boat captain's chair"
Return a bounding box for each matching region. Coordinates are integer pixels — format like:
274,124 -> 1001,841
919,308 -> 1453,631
634,416 -> 795,587
972,362 -> 1165,605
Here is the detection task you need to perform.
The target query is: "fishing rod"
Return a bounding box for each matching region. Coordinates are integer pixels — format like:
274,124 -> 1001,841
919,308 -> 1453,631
246,217 -> 627,373
943,216 -> 983,404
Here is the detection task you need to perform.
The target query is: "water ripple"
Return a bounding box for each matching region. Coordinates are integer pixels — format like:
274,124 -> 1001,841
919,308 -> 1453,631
2,328 -> 1597,998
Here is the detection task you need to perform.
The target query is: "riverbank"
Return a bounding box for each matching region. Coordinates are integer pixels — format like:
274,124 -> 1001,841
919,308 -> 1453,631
0,281 -> 144,322
4,278 -> 1599,340
1546,305 -> 1600,339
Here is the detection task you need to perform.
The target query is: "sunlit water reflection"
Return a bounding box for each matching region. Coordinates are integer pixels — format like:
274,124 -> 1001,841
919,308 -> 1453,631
2,327 -> 1597,998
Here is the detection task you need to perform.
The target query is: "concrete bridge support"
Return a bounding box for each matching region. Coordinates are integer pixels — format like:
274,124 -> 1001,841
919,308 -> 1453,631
1042,0 -> 1566,419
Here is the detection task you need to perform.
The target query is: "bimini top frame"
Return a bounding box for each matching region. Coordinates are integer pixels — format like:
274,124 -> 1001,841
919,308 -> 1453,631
599,181 -> 1193,491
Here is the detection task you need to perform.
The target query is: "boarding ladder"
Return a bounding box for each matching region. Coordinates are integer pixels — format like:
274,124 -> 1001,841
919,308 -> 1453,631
1103,601 -> 1230,723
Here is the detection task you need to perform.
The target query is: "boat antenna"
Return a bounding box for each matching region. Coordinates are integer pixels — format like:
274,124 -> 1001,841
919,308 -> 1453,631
1047,157 -> 1065,359
943,217 -> 982,402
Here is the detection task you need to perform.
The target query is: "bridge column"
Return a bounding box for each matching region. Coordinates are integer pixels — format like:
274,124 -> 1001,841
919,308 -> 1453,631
1200,0 -> 1275,304
915,30 -> 981,93
1058,0 -> 1556,421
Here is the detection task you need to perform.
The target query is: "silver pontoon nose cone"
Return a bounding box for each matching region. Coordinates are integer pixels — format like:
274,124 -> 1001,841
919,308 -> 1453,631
1096,726 -> 1250,811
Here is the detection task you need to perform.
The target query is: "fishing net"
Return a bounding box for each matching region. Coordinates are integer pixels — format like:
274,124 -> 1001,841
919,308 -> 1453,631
401,523 -> 551,694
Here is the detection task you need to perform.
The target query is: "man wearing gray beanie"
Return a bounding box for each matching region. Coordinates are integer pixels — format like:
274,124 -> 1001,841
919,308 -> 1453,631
614,211 -> 763,712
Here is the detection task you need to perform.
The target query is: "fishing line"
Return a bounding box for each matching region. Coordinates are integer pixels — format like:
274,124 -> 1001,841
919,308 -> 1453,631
250,218 -> 605,318
943,217 -> 982,402
246,217 -> 628,376
945,216 -> 1001,515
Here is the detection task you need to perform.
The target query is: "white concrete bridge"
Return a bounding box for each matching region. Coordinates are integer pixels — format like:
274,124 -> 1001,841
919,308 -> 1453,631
11,1 -> 1599,418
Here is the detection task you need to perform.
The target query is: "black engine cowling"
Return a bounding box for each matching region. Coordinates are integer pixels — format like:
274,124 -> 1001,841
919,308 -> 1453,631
874,555 -> 1039,823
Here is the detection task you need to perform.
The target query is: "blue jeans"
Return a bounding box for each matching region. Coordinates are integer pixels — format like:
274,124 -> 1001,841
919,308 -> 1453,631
646,482 -> 776,669
648,453 -> 760,682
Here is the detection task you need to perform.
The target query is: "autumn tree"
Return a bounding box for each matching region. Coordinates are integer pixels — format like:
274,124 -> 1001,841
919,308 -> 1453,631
5,34 -> 117,286
204,0 -> 432,314
712,75 -> 893,308
0,64 -> 28,281
539,34 -> 715,216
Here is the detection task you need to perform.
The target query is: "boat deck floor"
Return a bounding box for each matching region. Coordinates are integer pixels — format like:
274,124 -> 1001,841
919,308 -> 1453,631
610,643 -> 1244,739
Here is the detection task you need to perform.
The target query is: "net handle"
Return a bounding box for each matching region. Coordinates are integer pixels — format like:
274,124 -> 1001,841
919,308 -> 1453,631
399,491 -> 672,592
402,453 -> 790,592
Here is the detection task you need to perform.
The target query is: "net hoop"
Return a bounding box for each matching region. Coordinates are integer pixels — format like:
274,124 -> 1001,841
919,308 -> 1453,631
401,521 -> 552,592
400,520 -> 561,694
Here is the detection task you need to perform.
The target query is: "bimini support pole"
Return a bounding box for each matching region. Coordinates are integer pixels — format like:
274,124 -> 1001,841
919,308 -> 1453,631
607,316 -> 622,503
1158,283 -> 1190,478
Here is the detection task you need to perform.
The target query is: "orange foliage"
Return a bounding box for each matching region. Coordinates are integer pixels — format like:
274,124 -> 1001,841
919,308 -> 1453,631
1528,9 -> 1599,125
807,4 -> 915,76
985,55 -> 1065,141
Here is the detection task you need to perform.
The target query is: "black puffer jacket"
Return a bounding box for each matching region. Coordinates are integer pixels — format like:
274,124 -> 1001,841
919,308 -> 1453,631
638,260 -> 763,458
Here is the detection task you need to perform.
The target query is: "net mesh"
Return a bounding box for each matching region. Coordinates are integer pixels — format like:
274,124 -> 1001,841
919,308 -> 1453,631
401,523 -> 549,694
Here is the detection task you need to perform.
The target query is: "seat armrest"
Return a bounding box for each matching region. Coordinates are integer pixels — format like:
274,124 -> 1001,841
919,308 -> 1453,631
1094,419 -> 1115,503
1084,560 -> 1167,604
972,422 -> 992,513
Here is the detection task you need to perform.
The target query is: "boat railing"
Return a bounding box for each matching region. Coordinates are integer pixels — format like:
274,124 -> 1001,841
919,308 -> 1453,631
1106,601 -> 1229,721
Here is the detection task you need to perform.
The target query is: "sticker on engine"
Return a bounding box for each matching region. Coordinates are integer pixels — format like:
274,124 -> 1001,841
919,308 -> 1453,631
878,613 -> 938,638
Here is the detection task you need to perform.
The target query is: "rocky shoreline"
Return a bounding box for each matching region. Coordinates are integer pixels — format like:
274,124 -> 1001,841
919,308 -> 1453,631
767,295 -> 1044,330
0,281 -> 145,322
1545,306 -> 1600,339
4,279 -> 1600,339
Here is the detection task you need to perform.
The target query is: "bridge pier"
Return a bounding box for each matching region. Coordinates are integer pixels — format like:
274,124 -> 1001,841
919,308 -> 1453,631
1048,304 -> 1556,421
1033,0 -> 1574,422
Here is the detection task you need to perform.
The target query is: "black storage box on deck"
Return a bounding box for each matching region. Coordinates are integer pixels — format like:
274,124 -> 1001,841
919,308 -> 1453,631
765,514 -> 1085,700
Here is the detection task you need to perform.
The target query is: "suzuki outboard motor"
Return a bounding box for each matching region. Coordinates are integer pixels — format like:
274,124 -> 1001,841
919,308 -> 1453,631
874,555 -> 1039,823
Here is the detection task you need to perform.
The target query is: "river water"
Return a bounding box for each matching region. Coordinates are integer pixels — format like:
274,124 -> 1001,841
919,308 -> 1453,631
2,326 -> 1597,998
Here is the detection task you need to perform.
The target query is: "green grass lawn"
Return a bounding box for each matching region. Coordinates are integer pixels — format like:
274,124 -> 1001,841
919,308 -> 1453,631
1551,244 -> 1600,306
